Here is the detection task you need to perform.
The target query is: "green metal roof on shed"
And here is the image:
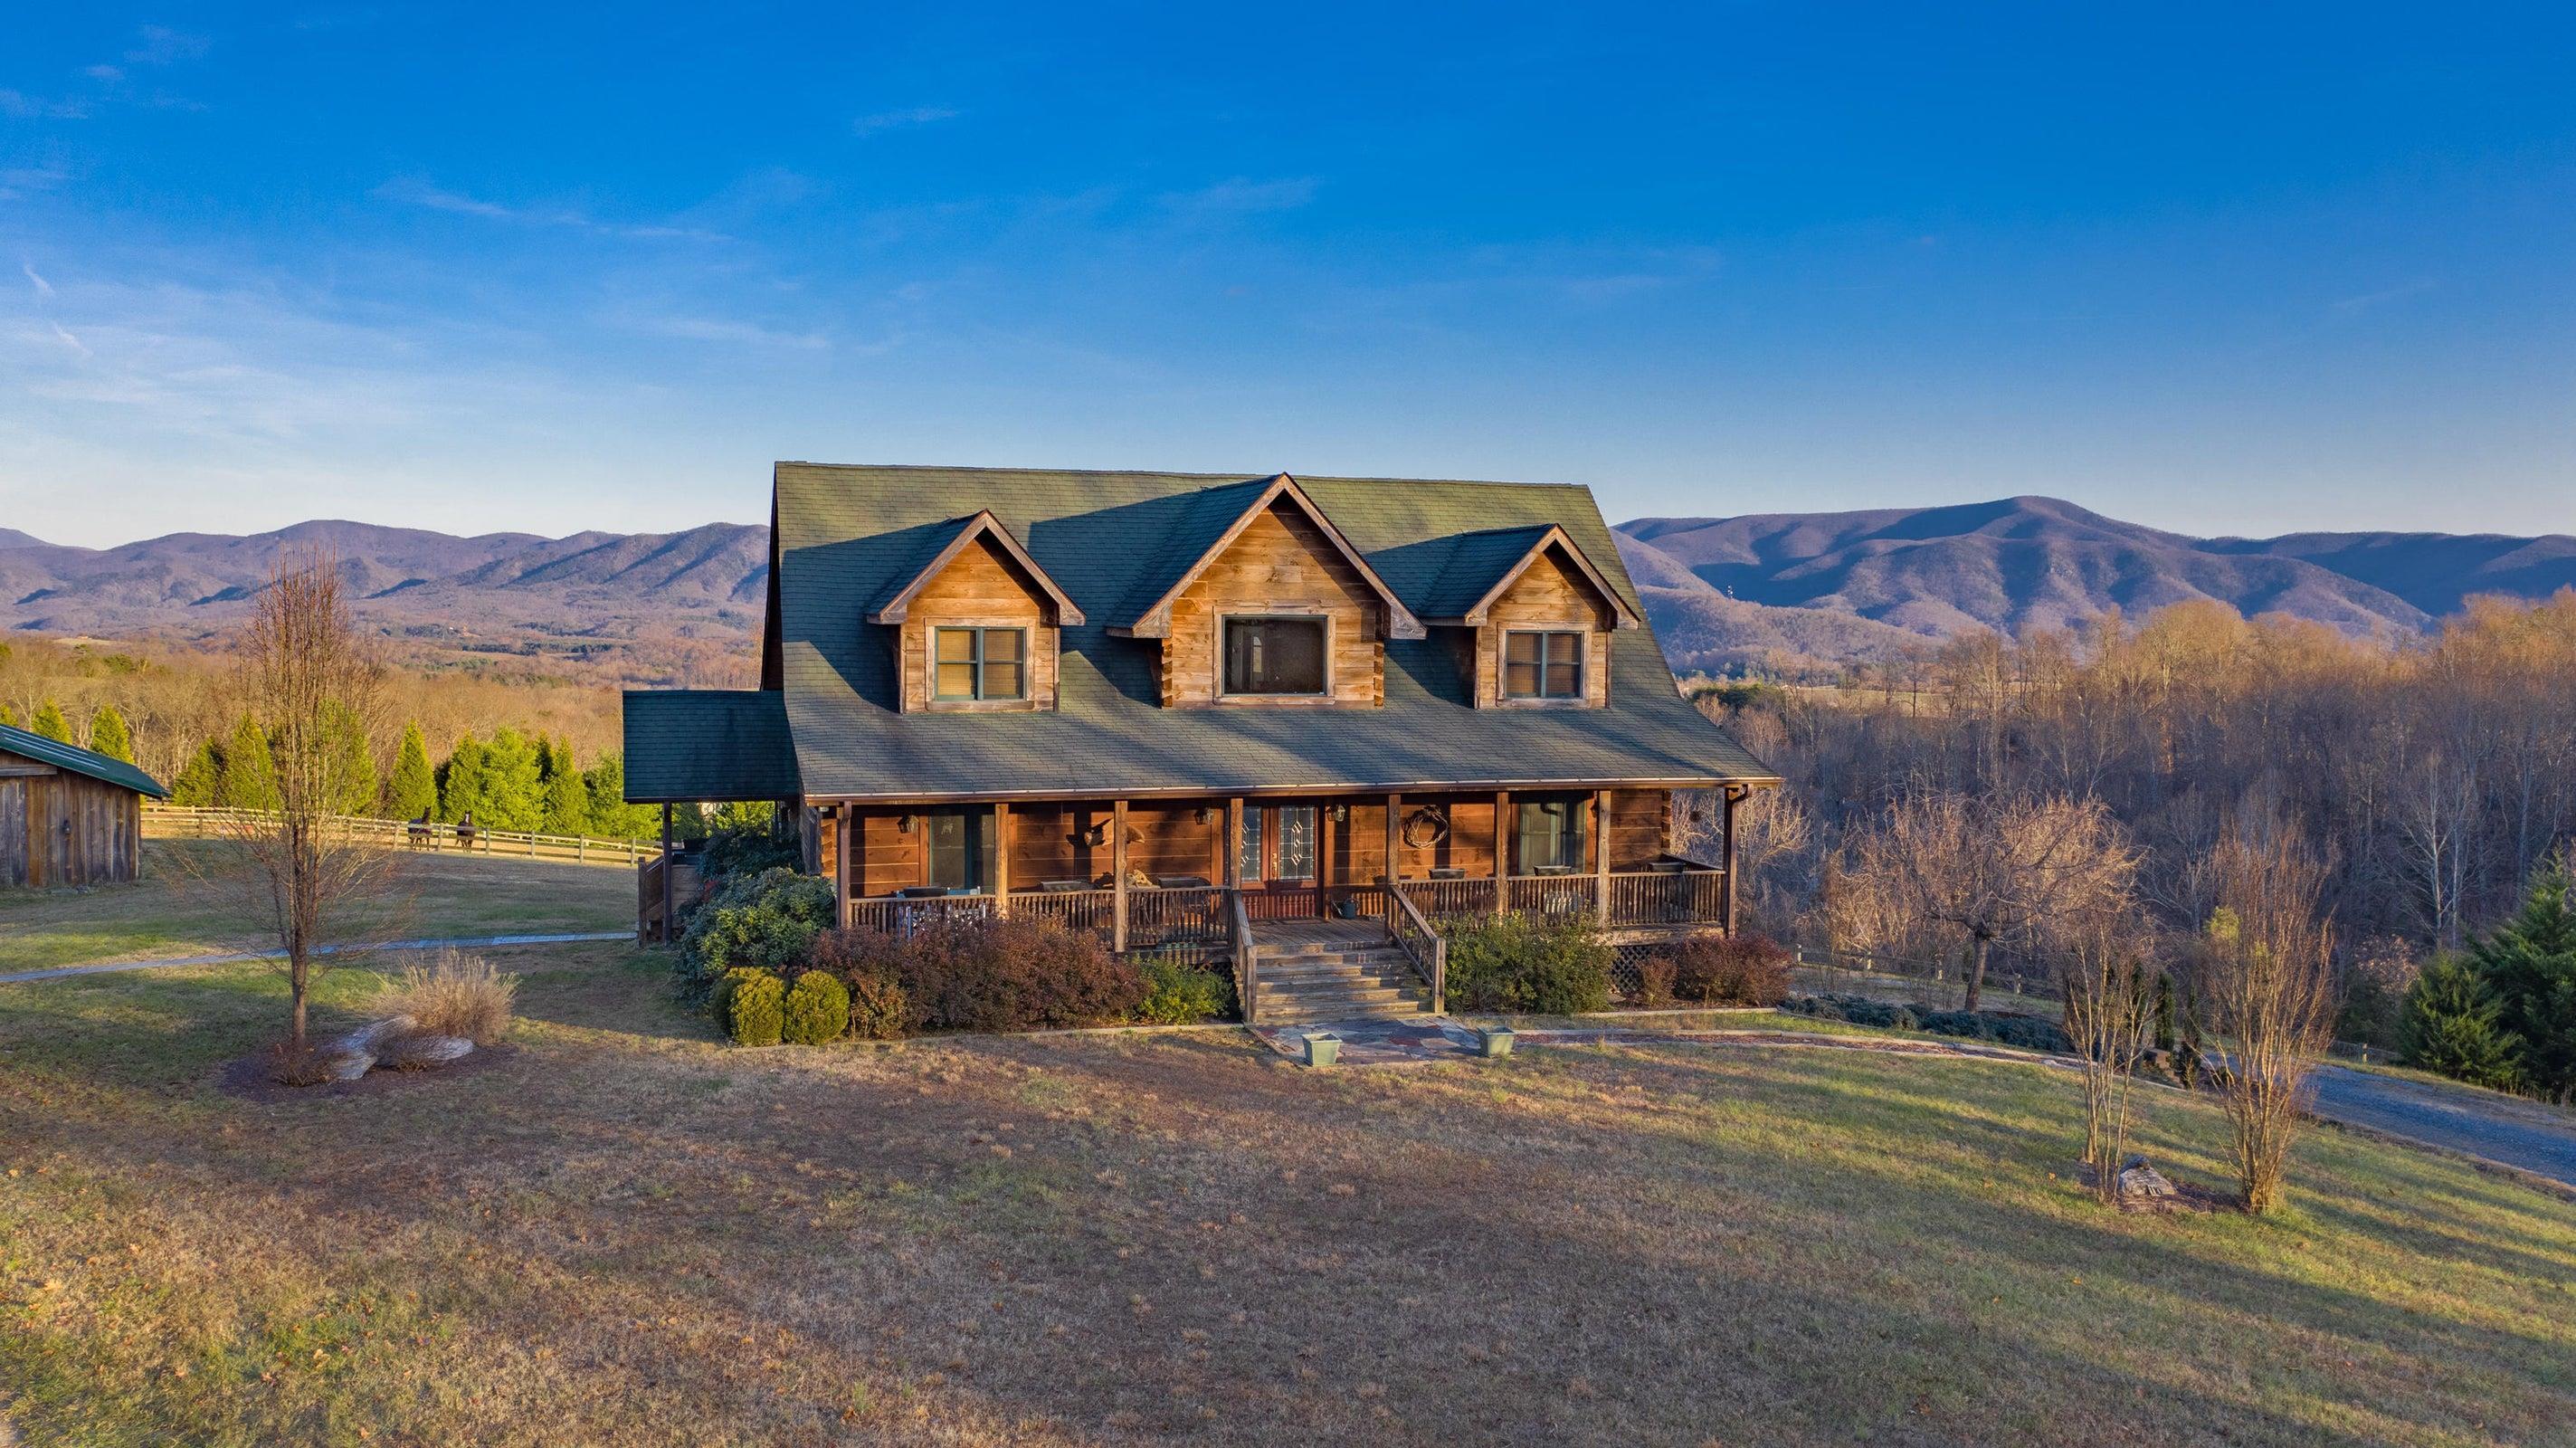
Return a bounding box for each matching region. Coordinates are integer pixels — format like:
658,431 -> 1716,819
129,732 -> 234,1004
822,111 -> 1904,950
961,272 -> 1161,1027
620,690 -> 800,803
0,721 -> 169,798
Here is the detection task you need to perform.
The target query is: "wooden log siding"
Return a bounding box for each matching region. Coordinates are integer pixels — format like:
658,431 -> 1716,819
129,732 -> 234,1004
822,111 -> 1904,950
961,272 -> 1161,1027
895,534 -> 1060,713
1159,501 -> 1386,708
1475,545 -> 1614,710
0,750 -> 143,889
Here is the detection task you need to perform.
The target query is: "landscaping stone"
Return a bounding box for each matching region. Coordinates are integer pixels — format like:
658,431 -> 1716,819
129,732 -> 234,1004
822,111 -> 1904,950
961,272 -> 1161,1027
319,1048 -> 375,1081
2116,1155 -> 2178,1202
328,1015 -> 414,1056
377,1034 -> 474,1070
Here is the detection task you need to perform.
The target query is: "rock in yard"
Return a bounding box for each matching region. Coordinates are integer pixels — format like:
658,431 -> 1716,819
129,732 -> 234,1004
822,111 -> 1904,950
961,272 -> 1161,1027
319,1049 -> 375,1081
376,1033 -> 473,1070
2116,1155 -> 2178,1201
327,1015 -> 414,1056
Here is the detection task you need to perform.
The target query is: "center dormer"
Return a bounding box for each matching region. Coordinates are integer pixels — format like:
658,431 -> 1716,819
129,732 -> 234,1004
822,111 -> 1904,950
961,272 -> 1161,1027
1108,474 -> 1423,708
870,510 -> 1084,712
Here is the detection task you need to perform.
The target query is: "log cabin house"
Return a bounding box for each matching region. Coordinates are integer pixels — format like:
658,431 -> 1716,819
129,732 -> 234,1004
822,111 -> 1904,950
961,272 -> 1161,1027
0,721 -> 167,890
624,463 -> 1778,1023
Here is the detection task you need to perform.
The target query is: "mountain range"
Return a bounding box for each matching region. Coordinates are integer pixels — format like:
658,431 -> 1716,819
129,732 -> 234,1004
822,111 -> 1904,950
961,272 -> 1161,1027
4,498 -> 2570,681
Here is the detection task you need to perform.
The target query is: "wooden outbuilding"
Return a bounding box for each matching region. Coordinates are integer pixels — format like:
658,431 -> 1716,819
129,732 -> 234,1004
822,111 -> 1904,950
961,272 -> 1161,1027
0,721 -> 169,889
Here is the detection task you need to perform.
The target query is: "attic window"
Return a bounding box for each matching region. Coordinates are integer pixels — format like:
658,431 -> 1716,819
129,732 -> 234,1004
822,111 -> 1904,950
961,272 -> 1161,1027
1221,616 -> 1327,696
1505,630 -> 1584,700
935,627 -> 1026,700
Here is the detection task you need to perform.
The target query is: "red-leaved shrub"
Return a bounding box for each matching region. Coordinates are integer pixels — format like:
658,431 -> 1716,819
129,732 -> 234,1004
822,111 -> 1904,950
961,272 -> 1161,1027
1663,933 -> 1793,1006
803,918 -> 1145,1034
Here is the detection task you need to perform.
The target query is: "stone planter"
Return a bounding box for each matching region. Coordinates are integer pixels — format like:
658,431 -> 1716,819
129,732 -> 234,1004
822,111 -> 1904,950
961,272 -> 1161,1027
1479,1024 -> 1516,1059
1302,1032 -> 1341,1068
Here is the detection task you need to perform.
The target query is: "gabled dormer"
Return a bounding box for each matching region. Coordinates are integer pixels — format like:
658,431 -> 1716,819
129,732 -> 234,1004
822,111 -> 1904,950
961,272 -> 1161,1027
1425,524 -> 1640,708
868,510 -> 1083,712
1110,474 -> 1422,708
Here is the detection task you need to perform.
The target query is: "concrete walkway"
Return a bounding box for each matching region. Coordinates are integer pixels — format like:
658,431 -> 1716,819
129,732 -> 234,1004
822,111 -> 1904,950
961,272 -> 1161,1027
0,932 -> 629,985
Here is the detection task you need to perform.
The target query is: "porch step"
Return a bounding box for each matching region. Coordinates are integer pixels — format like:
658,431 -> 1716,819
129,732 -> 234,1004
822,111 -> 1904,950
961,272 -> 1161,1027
1256,995 -> 1431,1025
1249,943 -> 1433,1024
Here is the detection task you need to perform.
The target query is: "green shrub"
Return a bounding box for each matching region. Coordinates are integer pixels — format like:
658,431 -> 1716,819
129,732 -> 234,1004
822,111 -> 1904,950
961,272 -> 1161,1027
2401,955 -> 2524,1091
1443,913 -> 1612,1015
1783,994 -> 1918,1030
803,918 -> 1146,1034
677,868 -> 837,1003
1136,956 -> 1237,1024
721,968 -> 785,1047
782,970 -> 852,1045
1663,933 -> 1792,1006
1782,993 -> 2069,1052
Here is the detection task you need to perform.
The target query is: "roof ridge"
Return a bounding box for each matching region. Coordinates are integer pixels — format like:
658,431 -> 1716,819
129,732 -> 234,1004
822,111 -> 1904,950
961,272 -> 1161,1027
774,461 -> 1598,492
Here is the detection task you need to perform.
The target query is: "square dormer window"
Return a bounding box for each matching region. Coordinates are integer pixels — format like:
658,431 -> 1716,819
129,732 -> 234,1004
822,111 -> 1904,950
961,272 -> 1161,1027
935,627 -> 1026,701
1505,630 -> 1584,700
1221,616 -> 1327,696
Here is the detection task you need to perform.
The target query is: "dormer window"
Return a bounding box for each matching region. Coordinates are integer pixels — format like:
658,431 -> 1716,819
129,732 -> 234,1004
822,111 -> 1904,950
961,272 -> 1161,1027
1504,630 -> 1585,700
1222,616 -> 1328,696
935,627 -> 1027,701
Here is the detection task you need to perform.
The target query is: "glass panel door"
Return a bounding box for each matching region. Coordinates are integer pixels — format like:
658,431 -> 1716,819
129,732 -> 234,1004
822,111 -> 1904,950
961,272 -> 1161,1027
1270,807 -> 1317,881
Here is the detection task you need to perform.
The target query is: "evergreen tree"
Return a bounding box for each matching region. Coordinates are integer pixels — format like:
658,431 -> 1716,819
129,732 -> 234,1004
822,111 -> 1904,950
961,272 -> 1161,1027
321,700 -> 380,815
30,699 -> 72,744
479,728 -> 545,832
169,739 -> 224,807
2465,855 -> 2576,1100
438,733 -> 489,824
387,722 -> 437,822
2402,955 -> 2525,1091
542,758 -> 591,836
86,704 -> 136,763
218,714 -> 281,811
580,752 -> 648,838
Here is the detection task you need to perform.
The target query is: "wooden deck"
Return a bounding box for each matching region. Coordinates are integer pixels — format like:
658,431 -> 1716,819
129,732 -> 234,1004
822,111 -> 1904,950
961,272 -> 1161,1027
1249,917 -> 1393,949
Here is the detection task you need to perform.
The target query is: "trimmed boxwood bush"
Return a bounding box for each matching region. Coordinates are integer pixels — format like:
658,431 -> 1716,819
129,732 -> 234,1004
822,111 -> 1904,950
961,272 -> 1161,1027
721,968 -> 786,1046
1783,993 -> 1918,1030
782,969 -> 852,1045
1782,993 -> 2071,1053
1443,913 -> 1612,1015
678,868 -> 837,1004
1661,933 -> 1792,1006
1136,955 -> 1237,1024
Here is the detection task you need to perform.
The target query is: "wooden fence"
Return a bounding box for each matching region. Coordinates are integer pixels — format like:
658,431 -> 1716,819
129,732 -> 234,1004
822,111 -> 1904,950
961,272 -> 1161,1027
145,805 -> 656,869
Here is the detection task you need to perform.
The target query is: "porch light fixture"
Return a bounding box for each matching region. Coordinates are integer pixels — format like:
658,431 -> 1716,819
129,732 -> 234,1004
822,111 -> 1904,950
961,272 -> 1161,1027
1193,806 -> 1212,824
1329,803 -> 1350,824
1081,821 -> 1109,847
897,814 -> 915,834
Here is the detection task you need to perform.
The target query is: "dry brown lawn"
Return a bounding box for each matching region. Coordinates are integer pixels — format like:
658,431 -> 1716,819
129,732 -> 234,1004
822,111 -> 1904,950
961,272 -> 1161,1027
2,941 -> 2571,1446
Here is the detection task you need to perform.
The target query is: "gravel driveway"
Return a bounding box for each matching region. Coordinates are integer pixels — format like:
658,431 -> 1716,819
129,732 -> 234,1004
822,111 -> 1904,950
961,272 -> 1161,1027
2308,1065 -> 2576,1189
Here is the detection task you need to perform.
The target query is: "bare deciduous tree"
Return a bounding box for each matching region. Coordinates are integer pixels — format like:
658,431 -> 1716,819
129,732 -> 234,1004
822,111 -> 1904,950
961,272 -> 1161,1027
2062,919 -> 2160,1204
1842,791 -> 2138,1011
204,552 -> 398,1050
2191,819 -> 2338,1214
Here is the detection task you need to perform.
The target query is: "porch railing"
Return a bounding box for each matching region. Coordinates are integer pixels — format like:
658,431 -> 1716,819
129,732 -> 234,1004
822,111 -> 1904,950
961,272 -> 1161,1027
841,869 -> 1725,951
1382,876 -> 1447,1015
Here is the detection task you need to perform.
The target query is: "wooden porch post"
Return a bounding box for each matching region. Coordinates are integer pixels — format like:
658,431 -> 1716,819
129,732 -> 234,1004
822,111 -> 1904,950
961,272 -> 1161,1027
1492,789 -> 1511,915
659,803 -> 674,943
1721,786 -> 1744,936
993,802 -> 1012,917
836,805 -> 853,928
1593,788 -> 1611,924
1318,803 -> 1336,915
1110,799 -> 1130,953
1383,793 -> 1401,886
1224,797 -> 1244,888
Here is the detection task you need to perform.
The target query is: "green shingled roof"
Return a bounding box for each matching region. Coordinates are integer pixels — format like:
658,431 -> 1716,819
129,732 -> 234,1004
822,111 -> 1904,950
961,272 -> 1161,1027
621,691 -> 800,803
623,464 -> 1777,802
0,721 -> 168,798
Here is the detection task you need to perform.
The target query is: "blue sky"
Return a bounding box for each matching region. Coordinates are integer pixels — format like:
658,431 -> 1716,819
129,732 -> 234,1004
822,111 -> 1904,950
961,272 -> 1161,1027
4,4 -> 2571,548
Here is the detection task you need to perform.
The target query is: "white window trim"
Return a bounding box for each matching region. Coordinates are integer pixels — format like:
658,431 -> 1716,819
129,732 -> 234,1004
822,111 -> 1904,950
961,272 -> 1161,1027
1215,612 -> 1335,701
1500,625 -> 1590,702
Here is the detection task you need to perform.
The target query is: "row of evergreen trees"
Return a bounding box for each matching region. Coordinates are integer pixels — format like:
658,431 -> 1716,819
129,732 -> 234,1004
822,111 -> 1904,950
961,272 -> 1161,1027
2402,855 -> 2576,1102
4,695 -> 661,842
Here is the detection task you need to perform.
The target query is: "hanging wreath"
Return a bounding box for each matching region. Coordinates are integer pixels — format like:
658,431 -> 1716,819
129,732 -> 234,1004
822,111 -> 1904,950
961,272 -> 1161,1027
1400,805 -> 1450,850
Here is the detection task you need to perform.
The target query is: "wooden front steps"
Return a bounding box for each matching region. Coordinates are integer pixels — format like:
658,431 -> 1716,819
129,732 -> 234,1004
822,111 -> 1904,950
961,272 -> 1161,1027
1250,939 -> 1433,1025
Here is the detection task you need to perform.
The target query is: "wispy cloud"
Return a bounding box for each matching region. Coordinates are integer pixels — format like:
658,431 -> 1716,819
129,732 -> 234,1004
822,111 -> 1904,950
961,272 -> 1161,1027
851,105 -> 960,138
124,25 -> 212,66
1,166 -> 71,201
0,90 -> 91,120
2330,279 -> 2437,316
82,64 -> 124,82
23,262 -> 53,298
617,313 -> 831,350
1158,176 -> 1318,219
374,176 -> 728,241
47,320 -> 89,357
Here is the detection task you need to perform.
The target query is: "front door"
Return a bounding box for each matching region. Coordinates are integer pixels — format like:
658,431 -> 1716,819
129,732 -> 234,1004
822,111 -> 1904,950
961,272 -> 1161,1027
1237,805 -> 1319,887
